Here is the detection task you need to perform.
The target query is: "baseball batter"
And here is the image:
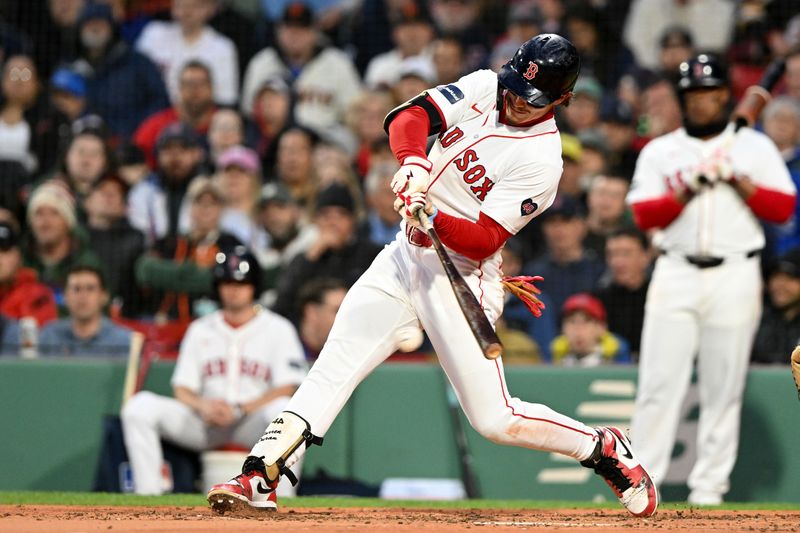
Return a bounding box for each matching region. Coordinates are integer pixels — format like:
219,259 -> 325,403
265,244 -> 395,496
628,54 -> 796,505
207,35 -> 658,517
121,247 -> 307,496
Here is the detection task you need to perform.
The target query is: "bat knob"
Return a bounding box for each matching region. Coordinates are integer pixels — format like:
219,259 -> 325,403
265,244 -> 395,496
485,343 -> 503,360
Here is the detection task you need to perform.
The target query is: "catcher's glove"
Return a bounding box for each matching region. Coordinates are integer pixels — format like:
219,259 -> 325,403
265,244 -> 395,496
792,345 -> 800,401
501,275 -> 545,318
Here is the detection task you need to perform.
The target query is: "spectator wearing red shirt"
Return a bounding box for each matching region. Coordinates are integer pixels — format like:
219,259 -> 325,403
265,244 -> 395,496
0,221 -> 57,326
133,61 -> 217,168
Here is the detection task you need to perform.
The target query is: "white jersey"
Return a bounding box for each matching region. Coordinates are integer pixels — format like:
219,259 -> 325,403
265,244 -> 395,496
171,308 -> 307,404
136,22 -> 239,106
421,69 -> 563,275
627,124 -> 796,256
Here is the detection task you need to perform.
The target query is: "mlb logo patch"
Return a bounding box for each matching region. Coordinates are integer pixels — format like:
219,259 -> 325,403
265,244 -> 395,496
520,198 -> 538,216
437,84 -> 465,104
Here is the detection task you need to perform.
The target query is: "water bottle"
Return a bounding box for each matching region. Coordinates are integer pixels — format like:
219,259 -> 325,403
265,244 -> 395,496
19,317 -> 39,359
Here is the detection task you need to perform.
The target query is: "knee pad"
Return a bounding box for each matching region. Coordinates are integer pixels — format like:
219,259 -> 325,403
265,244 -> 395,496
255,411 -> 322,486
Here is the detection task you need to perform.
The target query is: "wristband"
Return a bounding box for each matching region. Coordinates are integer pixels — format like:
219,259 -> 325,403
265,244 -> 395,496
428,206 -> 439,222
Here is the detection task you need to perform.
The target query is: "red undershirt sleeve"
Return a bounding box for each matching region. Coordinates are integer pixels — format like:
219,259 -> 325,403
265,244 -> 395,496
630,194 -> 686,230
388,106 -> 431,163
745,185 -> 796,223
433,211 -> 513,261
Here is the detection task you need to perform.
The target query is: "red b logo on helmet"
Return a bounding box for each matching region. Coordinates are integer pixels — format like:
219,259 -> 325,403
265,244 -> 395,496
523,61 -> 538,80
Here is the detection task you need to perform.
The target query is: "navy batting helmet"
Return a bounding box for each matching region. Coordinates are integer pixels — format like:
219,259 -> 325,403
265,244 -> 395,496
498,34 -> 581,107
212,245 -> 262,295
677,54 -> 728,92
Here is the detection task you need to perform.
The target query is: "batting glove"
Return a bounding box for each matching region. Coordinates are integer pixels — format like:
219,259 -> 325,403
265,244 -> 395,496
391,156 -> 432,196
394,191 -> 437,228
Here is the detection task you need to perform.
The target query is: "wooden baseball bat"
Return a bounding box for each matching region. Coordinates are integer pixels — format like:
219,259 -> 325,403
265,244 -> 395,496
417,210 -> 503,360
732,56 -> 786,130
121,331 -> 145,408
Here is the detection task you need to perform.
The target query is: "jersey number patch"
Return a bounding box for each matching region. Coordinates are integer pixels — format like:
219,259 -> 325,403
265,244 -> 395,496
454,149 -> 495,201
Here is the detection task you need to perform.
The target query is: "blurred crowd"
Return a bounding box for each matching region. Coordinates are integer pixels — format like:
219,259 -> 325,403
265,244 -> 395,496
0,0 -> 799,365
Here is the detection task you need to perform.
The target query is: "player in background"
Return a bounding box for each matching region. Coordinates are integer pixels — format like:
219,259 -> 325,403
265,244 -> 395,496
627,54 -> 796,505
207,35 -> 658,517
121,246 -> 307,496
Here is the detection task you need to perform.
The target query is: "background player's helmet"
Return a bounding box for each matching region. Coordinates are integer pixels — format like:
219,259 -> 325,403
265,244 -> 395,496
677,54 -> 728,92
498,34 -> 581,107
212,245 -> 262,296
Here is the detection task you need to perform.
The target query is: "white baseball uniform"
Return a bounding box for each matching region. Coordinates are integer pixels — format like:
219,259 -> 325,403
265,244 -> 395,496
258,70 -> 602,467
122,308 -> 307,495
627,124 -> 796,502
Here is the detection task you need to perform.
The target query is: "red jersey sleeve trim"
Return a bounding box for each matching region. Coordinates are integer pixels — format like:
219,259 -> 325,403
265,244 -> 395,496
388,106 -> 431,164
630,194 -> 685,230
746,185 -> 796,223
432,211 -> 512,261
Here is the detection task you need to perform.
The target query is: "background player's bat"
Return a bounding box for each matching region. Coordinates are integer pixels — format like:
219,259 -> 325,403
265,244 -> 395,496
731,56 -> 786,130
121,331 -> 145,407
441,372 -> 481,498
417,210 -> 503,359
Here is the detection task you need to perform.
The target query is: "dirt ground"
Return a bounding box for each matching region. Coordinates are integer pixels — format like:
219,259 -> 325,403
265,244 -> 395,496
1,505 -> 800,533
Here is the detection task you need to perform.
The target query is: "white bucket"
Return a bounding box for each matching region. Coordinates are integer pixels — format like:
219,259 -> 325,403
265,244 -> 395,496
200,450 -> 249,493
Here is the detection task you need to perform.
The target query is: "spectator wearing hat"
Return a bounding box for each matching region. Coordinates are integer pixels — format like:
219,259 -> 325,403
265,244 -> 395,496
255,183 -> 318,306
22,181 -> 102,314
558,133 -> 584,198
584,173 -> 633,258
296,277 -> 347,360
577,130 -> 610,180
136,0 -> 239,106
70,1 -> 169,138
273,183 -> 381,321
0,54 -> 69,175
550,293 -> 631,367
364,2 -> 435,90
599,99 -> 643,179
562,76 -> 603,135
84,175 -> 146,317
136,176 -> 242,322
133,61 -> 218,169
657,26 -> 695,84
116,142 -> 149,187
38,265 -> 133,357
595,227 -> 652,359
128,122 -> 206,243
241,2 -> 362,147
50,67 -> 88,123
524,195 -> 605,316
251,77 -> 294,171
0,220 -> 57,327
752,247 -> 800,364
216,145 -> 268,251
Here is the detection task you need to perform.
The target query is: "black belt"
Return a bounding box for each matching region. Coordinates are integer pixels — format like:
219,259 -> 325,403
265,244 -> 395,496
660,249 -> 761,269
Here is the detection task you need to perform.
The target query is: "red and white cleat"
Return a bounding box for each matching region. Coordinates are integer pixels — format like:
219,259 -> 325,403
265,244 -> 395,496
207,455 -> 277,516
581,427 -> 659,517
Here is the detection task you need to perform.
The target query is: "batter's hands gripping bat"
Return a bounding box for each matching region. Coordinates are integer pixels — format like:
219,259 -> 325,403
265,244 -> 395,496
697,57 -> 786,186
416,210 -> 503,360
791,345 -> 800,401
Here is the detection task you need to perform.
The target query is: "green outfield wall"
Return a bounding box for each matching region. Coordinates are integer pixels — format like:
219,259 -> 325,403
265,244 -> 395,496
1,359 -> 797,502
